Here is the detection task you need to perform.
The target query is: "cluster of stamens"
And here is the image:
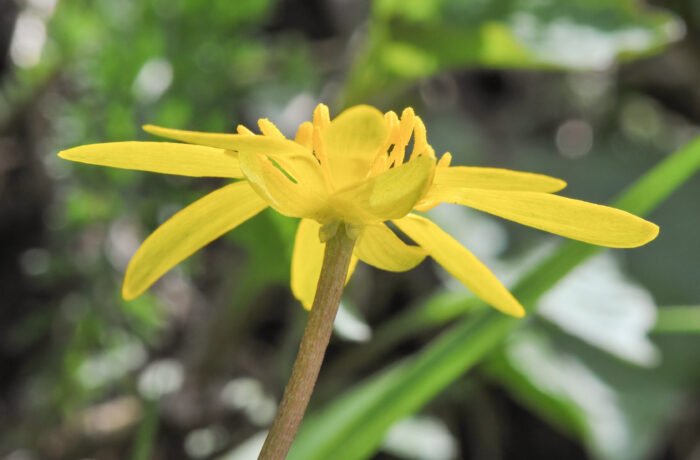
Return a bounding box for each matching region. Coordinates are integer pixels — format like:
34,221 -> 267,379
236,105 -> 452,197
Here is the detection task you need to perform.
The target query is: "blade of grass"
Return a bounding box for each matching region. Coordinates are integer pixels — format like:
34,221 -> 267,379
288,136 -> 700,460
652,306 -> 700,333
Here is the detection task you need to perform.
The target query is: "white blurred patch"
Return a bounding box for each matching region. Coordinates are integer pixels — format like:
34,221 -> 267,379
334,301 -> 372,342
220,377 -> 277,426
556,119 -> 594,158
138,358 -> 184,400
383,416 -> 458,460
185,425 -> 229,458
506,329 -> 629,458
10,12 -> 46,68
78,338 -> 147,389
80,396 -> 141,437
219,430 -> 268,460
276,93 -> 318,137
510,13 -> 682,70
19,248 -> 50,276
27,0 -> 58,18
105,217 -> 141,271
132,58 -> 173,102
538,252 -> 659,366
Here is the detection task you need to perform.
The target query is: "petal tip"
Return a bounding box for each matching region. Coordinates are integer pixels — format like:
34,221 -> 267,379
121,282 -> 139,301
297,295 -> 312,311
640,222 -> 660,245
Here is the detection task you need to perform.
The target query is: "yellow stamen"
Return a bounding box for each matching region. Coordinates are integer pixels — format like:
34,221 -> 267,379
382,111 -> 400,152
369,152 -> 389,176
399,107 -> 415,145
258,118 -> 285,139
313,103 -> 330,129
312,126 -> 335,192
437,152 -> 452,168
410,116 -> 428,160
294,121 -> 314,149
236,124 -> 254,136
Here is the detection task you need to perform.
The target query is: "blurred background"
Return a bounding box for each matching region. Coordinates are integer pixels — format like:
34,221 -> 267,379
1,0 -> 700,459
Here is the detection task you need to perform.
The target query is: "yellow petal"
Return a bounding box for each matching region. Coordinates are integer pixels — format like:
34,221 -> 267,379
394,214 -> 525,317
331,156 -> 436,223
354,223 -> 426,272
432,166 -> 566,192
322,105 -> 389,188
143,124 -> 310,157
123,181 -> 267,300
58,142 -> 243,178
291,219 -> 358,310
238,152 -> 331,220
429,187 -> 659,248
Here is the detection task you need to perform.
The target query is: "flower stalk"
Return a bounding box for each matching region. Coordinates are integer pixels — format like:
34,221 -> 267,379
258,224 -> 356,460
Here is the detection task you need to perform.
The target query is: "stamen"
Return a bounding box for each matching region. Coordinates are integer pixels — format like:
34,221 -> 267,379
389,108 -> 415,166
410,116 -> 428,160
388,142 -> 406,168
312,126 -> 335,192
399,108 -> 415,145
382,111 -> 400,153
366,111 -> 400,176
369,153 -> 389,175
437,152 -> 452,168
313,104 -> 330,129
258,118 -> 285,139
237,124 -> 254,136
294,121 -> 314,149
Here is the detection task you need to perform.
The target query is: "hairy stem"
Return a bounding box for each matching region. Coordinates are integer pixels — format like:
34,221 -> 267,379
258,225 -> 355,460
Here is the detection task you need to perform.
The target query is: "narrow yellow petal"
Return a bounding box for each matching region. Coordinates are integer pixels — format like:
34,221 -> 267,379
431,166 -> 566,192
331,156 -> 435,223
429,187 -> 659,248
394,214 -> 525,317
291,219 -> 358,310
123,181 -> 267,300
355,223 -> 426,272
238,151 -> 331,220
322,105 -> 389,188
58,142 -> 243,178
143,124 -> 310,156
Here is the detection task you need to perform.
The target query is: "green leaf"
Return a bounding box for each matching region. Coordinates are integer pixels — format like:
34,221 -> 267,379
653,306 -> 700,334
288,136 -> 700,460
343,0 -> 682,103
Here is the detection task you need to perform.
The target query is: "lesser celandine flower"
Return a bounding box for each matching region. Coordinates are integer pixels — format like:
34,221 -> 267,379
59,104 -> 658,316
59,104 -> 658,458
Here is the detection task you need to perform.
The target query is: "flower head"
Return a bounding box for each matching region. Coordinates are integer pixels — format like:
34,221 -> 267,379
59,104 -> 658,317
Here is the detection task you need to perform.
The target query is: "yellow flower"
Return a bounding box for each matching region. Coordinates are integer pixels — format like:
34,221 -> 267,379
59,104 -> 658,317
